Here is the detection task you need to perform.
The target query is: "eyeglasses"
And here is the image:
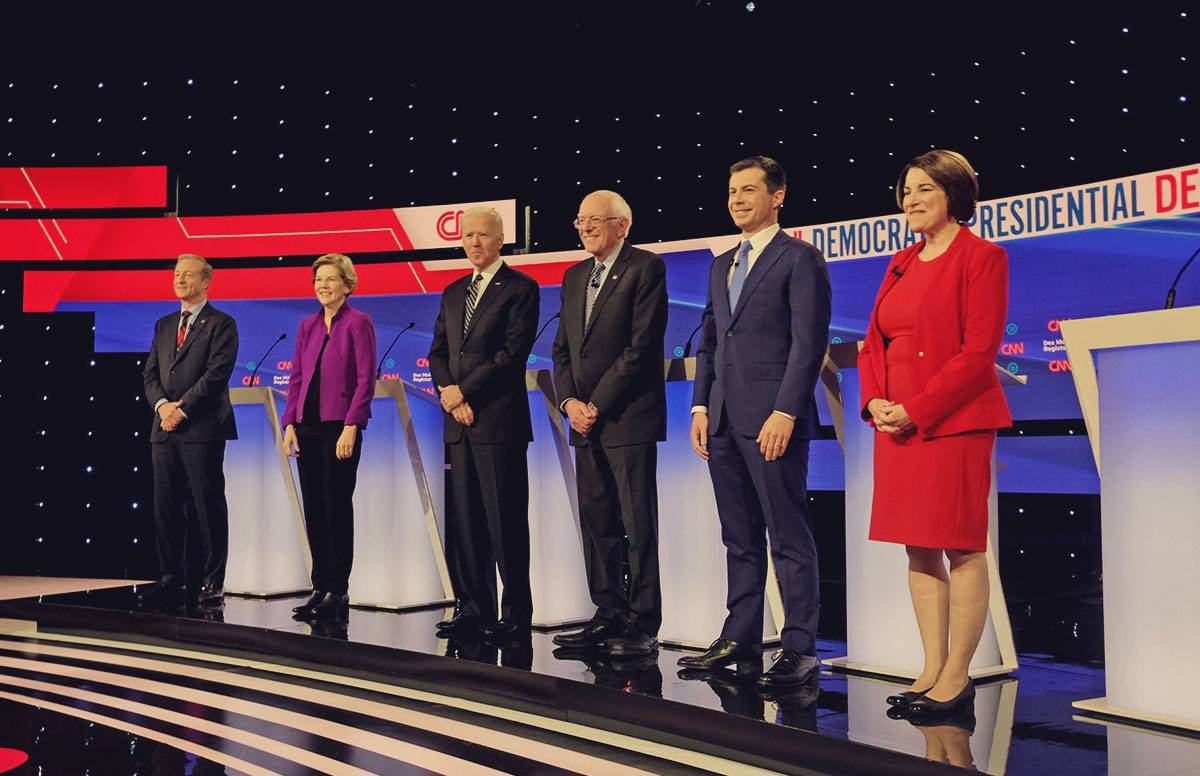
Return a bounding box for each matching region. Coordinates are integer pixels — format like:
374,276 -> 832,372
573,215 -> 623,229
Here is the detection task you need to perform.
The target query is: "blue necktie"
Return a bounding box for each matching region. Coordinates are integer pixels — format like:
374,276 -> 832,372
728,240 -> 751,309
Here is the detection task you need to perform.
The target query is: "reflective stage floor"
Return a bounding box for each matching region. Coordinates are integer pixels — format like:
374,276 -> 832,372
2,583 -> 1199,775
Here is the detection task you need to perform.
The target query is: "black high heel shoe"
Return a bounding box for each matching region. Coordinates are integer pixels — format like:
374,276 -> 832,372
885,687 -> 932,707
907,680 -> 975,716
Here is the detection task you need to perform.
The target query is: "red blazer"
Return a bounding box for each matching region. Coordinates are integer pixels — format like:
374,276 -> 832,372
857,227 -> 1012,438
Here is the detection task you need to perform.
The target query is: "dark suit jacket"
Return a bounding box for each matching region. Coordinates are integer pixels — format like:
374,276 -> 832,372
552,241 -> 668,447
857,227 -> 1012,438
428,262 -> 540,444
143,301 -> 239,443
692,229 -> 831,438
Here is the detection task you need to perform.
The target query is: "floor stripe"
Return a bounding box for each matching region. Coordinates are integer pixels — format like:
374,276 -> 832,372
0,689 -> 280,776
0,657 -> 511,776
0,656 -> 580,776
0,632 -> 780,775
0,671 -> 419,775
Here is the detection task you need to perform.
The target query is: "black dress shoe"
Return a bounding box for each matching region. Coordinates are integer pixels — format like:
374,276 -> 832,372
598,628 -> 658,657
552,620 -> 621,648
308,592 -> 349,620
197,584 -> 224,605
137,585 -> 186,613
436,613 -> 485,634
293,590 -> 326,614
886,687 -> 932,707
758,650 -> 819,689
907,681 -> 975,716
676,639 -> 762,674
482,619 -> 529,638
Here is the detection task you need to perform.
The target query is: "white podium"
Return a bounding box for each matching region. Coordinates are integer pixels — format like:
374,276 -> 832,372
225,387 -> 310,596
1062,306 -> 1200,733
524,368 -> 593,627
349,379 -> 454,609
821,342 -> 1021,680
658,358 -> 783,648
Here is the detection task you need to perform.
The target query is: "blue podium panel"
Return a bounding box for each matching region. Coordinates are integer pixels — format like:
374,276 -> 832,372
1095,340 -> 1200,728
225,388 -> 310,596
526,375 -> 593,627
349,381 -> 452,609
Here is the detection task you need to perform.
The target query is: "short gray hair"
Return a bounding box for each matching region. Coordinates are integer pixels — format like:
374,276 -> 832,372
176,253 -> 213,281
461,206 -> 504,235
589,189 -> 633,235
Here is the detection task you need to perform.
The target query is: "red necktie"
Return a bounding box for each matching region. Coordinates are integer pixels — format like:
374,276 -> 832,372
177,310 -> 191,351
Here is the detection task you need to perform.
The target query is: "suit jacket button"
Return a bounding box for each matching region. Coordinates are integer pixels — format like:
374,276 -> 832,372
458,351 -> 464,357
726,330 -> 734,337
918,351 -> 925,357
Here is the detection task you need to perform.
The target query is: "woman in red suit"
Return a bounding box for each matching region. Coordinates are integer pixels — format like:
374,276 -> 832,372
858,149 -> 1012,716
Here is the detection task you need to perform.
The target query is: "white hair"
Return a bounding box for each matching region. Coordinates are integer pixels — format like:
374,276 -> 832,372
461,206 -> 504,236
588,189 -> 633,235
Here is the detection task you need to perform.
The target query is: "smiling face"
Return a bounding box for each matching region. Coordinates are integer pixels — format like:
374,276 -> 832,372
461,211 -> 503,271
576,192 -> 629,259
901,167 -> 954,235
173,258 -> 210,306
313,264 -> 350,310
728,166 -> 785,236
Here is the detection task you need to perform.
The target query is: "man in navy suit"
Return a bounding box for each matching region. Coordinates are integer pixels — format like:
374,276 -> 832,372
681,157 -> 831,688
142,254 -> 239,611
428,207 -> 540,640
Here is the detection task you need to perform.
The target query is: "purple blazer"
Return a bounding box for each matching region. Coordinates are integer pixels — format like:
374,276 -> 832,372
280,302 -> 377,429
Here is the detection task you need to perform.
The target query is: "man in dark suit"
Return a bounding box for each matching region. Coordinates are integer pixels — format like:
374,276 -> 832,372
428,207 -> 540,639
681,157 -> 832,688
142,253 -> 239,611
551,190 -> 668,657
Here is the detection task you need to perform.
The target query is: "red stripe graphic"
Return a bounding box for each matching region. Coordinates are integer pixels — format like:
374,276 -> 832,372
23,257 -> 581,311
0,166 -> 167,209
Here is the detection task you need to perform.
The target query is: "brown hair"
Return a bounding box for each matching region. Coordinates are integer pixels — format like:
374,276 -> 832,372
895,149 -> 979,223
176,253 -> 213,281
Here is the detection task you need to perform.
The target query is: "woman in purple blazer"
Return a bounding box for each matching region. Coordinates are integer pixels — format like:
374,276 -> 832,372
280,253 -> 377,620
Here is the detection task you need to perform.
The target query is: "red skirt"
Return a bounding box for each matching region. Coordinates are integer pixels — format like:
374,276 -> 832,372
868,336 -> 994,553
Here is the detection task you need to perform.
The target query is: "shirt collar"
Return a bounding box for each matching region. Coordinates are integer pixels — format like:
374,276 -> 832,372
181,299 -> 207,318
743,223 -> 781,254
594,240 -> 624,268
472,257 -> 505,281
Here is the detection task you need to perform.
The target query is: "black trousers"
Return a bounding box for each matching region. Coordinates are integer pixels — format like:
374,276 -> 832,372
295,425 -> 363,595
708,430 -> 818,655
445,438 -> 532,624
574,440 -> 661,637
151,436 -> 229,593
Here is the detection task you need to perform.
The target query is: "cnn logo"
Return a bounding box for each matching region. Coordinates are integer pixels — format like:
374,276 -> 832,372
437,209 -> 464,240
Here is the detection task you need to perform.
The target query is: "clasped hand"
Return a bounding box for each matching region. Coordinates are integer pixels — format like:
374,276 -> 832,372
158,401 -> 185,432
566,399 -> 599,436
867,398 -> 914,434
438,385 -> 475,427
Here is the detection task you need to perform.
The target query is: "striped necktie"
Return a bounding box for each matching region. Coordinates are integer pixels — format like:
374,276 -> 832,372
463,274 -> 482,335
176,310 -> 191,351
584,260 -> 605,327
728,240 -> 751,309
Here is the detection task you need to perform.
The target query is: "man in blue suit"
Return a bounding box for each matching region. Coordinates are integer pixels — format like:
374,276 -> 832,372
680,157 -> 831,689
